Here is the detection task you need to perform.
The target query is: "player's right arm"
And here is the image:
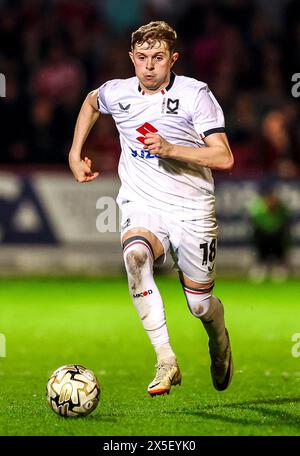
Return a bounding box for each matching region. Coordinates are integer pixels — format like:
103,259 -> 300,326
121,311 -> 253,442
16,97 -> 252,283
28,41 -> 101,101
69,90 -> 100,183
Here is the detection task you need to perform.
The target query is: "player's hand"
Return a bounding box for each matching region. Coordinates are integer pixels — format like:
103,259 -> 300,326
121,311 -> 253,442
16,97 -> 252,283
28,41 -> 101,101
69,156 -> 100,183
144,133 -> 174,158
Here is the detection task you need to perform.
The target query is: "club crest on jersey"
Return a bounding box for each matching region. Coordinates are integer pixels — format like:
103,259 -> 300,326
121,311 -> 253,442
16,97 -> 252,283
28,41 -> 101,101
164,98 -> 179,114
119,102 -> 131,112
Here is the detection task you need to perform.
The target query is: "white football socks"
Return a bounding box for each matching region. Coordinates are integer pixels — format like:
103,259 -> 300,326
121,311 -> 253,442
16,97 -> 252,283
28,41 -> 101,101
182,282 -> 227,354
123,238 -> 176,363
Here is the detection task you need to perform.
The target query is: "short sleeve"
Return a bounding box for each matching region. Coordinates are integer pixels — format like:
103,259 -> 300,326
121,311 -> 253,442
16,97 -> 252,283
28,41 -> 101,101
192,85 -> 225,139
97,81 -> 111,114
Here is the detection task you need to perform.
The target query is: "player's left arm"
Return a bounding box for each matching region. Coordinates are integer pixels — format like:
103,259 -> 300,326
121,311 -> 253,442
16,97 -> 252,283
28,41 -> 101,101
144,131 -> 234,170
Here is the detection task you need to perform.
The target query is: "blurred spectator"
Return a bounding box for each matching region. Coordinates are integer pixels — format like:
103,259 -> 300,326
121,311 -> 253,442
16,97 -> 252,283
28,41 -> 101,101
247,184 -> 291,282
258,108 -> 300,178
27,96 -> 57,163
190,9 -> 224,82
31,43 -> 85,102
0,76 -> 29,162
102,0 -> 144,35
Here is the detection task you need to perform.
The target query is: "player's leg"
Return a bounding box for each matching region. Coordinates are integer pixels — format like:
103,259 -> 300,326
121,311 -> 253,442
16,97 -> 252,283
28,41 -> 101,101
123,227 -> 174,361
120,206 -> 181,395
180,272 -> 233,391
176,232 -> 233,391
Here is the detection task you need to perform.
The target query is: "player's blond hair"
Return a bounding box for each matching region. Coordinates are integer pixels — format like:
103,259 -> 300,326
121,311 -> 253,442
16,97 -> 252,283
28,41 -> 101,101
131,21 -> 177,53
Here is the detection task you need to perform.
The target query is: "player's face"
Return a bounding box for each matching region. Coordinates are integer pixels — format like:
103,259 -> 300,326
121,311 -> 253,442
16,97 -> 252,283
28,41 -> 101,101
129,41 -> 178,93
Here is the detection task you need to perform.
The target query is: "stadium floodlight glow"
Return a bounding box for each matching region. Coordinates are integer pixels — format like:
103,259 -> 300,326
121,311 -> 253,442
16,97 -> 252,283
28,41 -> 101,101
0,73 -> 6,98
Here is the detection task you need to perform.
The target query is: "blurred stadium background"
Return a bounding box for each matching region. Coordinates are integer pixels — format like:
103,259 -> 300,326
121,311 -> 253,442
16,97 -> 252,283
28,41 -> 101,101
0,0 -> 300,277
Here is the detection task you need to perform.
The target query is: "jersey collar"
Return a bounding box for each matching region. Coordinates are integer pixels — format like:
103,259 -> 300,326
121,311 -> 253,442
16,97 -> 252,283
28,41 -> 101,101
138,72 -> 176,95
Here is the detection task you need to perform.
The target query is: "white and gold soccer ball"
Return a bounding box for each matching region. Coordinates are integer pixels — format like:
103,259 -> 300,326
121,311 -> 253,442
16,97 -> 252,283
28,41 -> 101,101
46,364 -> 100,417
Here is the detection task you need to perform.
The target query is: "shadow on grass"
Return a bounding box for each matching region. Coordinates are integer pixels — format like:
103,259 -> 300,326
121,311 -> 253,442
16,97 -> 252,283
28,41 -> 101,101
164,397 -> 300,428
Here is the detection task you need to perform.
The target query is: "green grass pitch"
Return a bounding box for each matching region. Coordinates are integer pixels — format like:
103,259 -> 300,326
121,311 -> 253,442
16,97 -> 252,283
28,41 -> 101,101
0,276 -> 299,436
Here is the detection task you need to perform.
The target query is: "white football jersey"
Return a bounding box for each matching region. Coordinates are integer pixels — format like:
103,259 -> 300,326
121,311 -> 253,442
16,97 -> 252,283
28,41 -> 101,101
97,73 -> 225,219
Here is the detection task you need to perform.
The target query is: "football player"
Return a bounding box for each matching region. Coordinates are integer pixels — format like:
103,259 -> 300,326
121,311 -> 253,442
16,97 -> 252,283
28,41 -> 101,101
69,21 -> 234,396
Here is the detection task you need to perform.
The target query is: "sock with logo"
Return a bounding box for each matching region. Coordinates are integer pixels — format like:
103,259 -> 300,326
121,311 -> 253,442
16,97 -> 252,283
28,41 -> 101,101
123,237 -> 176,362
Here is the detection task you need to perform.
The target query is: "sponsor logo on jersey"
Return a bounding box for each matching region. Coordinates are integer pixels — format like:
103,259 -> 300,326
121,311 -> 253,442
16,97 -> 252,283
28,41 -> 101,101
136,122 -> 158,144
121,218 -> 131,230
133,289 -> 153,298
119,102 -> 131,112
131,149 -> 158,159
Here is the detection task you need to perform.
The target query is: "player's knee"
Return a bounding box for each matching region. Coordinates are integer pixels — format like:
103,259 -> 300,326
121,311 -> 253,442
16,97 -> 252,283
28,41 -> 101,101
124,248 -> 149,276
189,295 -> 223,325
188,293 -> 212,319
181,281 -> 215,319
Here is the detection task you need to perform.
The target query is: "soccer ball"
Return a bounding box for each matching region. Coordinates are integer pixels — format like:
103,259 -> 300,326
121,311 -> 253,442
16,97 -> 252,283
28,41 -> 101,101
46,364 -> 100,417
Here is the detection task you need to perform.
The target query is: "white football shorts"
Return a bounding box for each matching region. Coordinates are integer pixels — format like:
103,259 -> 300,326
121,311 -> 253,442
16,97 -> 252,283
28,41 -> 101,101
120,200 -> 218,284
